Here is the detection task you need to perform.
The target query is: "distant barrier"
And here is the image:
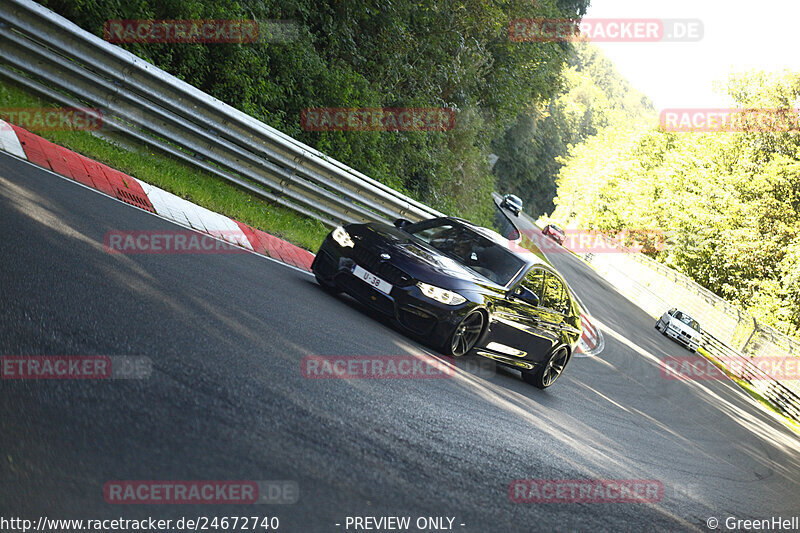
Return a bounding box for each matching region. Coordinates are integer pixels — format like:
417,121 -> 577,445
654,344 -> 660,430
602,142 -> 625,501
573,230 -> 800,420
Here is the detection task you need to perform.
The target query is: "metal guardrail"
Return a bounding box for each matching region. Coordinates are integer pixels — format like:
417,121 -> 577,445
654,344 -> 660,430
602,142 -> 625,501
0,0 -> 445,228
701,333 -> 800,421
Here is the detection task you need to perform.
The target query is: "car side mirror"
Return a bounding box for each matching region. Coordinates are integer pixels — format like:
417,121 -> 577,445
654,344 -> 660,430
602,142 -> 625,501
508,286 -> 539,307
394,218 -> 411,229
520,290 -> 540,307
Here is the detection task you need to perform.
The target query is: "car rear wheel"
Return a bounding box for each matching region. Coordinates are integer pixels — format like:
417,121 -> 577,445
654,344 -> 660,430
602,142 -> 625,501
522,346 -> 569,389
445,310 -> 485,356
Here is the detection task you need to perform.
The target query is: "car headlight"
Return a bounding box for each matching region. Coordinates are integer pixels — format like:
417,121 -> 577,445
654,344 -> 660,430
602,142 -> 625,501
416,282 -> 466,305
332,226 -> 354,248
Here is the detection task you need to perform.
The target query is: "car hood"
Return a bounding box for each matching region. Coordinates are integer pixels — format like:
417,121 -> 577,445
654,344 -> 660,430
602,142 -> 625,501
668,317 -> 702,339
349,222 -> 505,290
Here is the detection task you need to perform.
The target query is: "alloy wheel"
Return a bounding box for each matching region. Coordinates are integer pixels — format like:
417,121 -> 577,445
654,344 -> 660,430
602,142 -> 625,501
541,347 -> 569,387
449,311 -> 484,356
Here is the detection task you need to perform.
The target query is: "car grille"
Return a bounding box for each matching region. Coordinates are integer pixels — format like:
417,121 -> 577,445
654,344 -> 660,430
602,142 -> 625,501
351,245 -> 413,286
668,326 -> 694,344
338,275 -> 395,316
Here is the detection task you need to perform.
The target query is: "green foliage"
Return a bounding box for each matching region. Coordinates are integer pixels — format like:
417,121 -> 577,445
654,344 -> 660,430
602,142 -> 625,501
551,69 -> 800,339
492,42 -> 654,218
40,0 -> 590,226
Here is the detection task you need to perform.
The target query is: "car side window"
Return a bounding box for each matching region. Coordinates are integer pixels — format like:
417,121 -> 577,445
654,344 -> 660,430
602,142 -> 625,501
541,272 -> 568,314
520,268 -> 545,300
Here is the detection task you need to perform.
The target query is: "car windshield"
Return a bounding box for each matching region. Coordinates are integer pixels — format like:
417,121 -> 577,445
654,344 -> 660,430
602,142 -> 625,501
405,220 -> 525,286
674,312 -> 700,332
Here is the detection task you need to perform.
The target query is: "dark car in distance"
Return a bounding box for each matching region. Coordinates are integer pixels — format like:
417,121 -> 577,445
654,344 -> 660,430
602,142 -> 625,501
542,224 -> 566,245
500,194 -> 523,216
311,217 -> 582,388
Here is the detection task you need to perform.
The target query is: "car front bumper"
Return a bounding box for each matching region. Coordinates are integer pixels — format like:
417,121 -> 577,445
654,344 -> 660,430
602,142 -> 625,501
665,325 -> 700,351
542,231 -> 563,244
312,238 -> 473,347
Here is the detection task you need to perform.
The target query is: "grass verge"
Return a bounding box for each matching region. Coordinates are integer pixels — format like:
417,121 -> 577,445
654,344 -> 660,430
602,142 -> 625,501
0,80 -> 329,252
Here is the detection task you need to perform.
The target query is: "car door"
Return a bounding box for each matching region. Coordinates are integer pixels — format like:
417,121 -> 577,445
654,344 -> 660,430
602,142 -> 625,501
489,267 -> 556,362
535,270 -> 575,352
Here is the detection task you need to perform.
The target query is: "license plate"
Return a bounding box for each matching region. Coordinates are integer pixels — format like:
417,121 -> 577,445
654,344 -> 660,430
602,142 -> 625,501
352,265 -> 392,295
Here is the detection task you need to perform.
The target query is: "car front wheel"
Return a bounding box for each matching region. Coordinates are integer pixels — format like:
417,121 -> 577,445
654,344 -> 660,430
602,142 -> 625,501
444,310 -> 485,356
522,346 -> 569,389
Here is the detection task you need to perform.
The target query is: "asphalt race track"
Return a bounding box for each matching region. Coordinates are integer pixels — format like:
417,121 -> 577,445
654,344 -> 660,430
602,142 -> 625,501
2,150 -> 799,532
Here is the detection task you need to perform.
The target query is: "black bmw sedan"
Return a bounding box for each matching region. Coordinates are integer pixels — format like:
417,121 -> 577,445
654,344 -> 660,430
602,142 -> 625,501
311,217 -> 582,388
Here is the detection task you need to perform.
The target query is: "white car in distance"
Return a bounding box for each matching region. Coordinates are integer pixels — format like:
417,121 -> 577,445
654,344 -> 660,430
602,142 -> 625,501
656,308 -> 702,353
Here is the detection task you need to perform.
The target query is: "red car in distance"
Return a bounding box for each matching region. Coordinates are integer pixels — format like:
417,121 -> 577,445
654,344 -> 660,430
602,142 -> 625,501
542,224 -> 566,245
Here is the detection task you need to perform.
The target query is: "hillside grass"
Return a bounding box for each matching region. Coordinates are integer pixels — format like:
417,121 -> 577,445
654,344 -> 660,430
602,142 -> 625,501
0,80 -> 329,252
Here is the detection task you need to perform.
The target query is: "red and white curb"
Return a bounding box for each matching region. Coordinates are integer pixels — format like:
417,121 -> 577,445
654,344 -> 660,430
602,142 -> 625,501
0,120 -> 315,271
0,119 -> 27,158
576,312 -> 604,357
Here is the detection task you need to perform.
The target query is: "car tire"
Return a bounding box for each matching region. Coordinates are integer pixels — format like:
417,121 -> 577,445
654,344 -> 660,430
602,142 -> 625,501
443,310 -> 485,357
522,346 -> 570,389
